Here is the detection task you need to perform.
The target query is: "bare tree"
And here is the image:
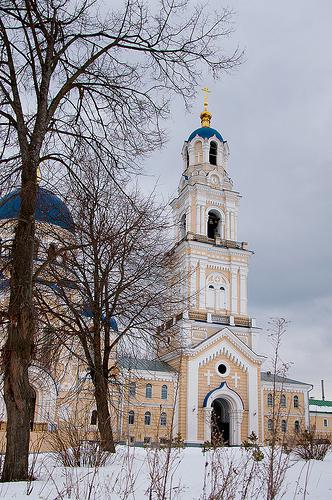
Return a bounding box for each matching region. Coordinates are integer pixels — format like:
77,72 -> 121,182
34,162 -> 180,453
0,0 -> 241,480
262,318 -> 292,500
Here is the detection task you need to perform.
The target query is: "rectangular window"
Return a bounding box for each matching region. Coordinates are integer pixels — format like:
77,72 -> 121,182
129,436 -> 135,444
324,419 -> 329,428
129,382 -> 136,397
144,437 -> 151,444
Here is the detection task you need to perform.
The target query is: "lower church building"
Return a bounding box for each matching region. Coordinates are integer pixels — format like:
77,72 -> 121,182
0,96 -> 329,448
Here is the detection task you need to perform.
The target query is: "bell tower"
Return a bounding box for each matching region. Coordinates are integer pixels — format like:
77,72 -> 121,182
170,92 -> 257,349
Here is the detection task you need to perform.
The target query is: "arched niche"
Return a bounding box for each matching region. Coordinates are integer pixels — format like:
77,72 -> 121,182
206,273 -> 228,311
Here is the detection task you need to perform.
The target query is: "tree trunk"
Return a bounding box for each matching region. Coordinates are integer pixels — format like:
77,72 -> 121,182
1,173 -> 37,482
93,373 -> 115,453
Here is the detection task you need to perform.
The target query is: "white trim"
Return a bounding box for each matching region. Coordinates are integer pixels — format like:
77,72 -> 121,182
204,383 -> 244,446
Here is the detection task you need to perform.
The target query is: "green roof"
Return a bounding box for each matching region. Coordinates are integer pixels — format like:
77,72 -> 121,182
309,399 -> 332,407
118,357 -> 175,373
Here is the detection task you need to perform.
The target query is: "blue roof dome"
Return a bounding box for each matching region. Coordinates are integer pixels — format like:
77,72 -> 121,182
188,127 -> 224,143
0,187 -> 74,233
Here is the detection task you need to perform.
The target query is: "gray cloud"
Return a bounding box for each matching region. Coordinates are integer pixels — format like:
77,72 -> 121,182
143,0 -> 332,397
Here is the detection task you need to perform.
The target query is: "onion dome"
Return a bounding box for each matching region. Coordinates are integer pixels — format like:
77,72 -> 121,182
188,127 -> 224,142
81,304 -> 119,332
0,187 -> 74,233
187,87 -> 224,142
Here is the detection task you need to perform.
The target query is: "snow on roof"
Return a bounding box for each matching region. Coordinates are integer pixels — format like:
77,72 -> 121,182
261,372 -> 311,387
309,399 -> 332,414
118,357 -> 175,373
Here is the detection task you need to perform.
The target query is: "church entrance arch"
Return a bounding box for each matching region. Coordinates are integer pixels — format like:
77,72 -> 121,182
211,398 -> 230,445
203,382 -> 244,446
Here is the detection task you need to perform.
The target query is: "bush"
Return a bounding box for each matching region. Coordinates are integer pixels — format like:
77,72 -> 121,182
47,418 -> 111,467
292,429 -> 331,461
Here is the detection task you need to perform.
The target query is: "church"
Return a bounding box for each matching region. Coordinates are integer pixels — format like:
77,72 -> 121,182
115,95 -> 314,446
0,95 -> 330,449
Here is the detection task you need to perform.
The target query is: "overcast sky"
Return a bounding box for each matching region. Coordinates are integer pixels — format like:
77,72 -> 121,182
142,0 -> 332,398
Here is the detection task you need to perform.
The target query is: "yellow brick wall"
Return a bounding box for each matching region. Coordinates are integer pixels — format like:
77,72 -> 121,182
121,376 -> 177,443
310,413 -> 332,435
262,387 -> 306,441
196,355 -> 249,442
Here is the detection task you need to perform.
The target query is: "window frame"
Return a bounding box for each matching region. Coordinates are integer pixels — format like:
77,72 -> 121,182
128,410 -> 135,425
129,382 -> 136,398
144,411 -> 151,426
145,383 -> 153,399
160,412 -> 167,427
90,409 -> 98,426
161,384 -> 168,400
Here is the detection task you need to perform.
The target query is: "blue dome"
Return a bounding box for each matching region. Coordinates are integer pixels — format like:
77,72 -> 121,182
0,187 -> 74,233
188,127 -> 224,142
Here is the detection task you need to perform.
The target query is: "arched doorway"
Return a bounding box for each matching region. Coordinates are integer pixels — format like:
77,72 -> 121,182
203,382 -> 244,446
211,398 -> 230,445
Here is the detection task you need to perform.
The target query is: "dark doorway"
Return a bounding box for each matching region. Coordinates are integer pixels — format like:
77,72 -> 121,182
207,211 -> 220,239
211,398 -> 230,446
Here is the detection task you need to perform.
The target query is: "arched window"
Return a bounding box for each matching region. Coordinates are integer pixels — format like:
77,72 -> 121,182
281,419 -> 287,432
186,148 -> 189,168
219,286 -> 226,309
280,394 -> 286,407
47,243 -> 57,260
128,410 -> 135,425
161,385 -> 168,400
207,210 -> 220,239
194,141 -> 203,163
144,411 -> 151,425
160,412 -> 167,426
293,395 -> 299,408
209,141 -> 217,165
268,419 -> 273,432
90,410 -> 98,425
294,420 -> 300,433
267,393 -> 273,407
129,382 -> 136,397
146,384 -> 152,399
180,214 -> 186,238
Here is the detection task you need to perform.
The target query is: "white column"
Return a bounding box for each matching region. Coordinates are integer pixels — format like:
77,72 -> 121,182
190,264 -> 196,309
201,206 -> 206,235
248,366 -> 259,437
230,410 -> 244,445
239,269 -> 248,315
230,213 -> 235,240
186,359 -> 199,443
204,408 -> 213,441
196,204 -> 200,234
199,261 -> 206,310
234,214 -> 238,241
230,266 -> 238,314
226,211 -> 231,239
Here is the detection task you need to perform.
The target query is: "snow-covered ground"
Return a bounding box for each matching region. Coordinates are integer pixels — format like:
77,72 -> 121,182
0,446 -> 331,499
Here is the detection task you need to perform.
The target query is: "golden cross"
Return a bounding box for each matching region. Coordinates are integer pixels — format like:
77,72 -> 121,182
202,86 -> 211,108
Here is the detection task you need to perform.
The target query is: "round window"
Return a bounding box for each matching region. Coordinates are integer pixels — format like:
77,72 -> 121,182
217,363 -> 227,375
214,360 -> 230,377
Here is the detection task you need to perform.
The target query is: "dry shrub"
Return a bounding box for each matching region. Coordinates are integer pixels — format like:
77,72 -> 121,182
47,418 -> 111,467
292,429 -> 331,461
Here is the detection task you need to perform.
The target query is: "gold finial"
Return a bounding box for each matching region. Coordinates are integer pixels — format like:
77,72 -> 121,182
200,86 -> 212,127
